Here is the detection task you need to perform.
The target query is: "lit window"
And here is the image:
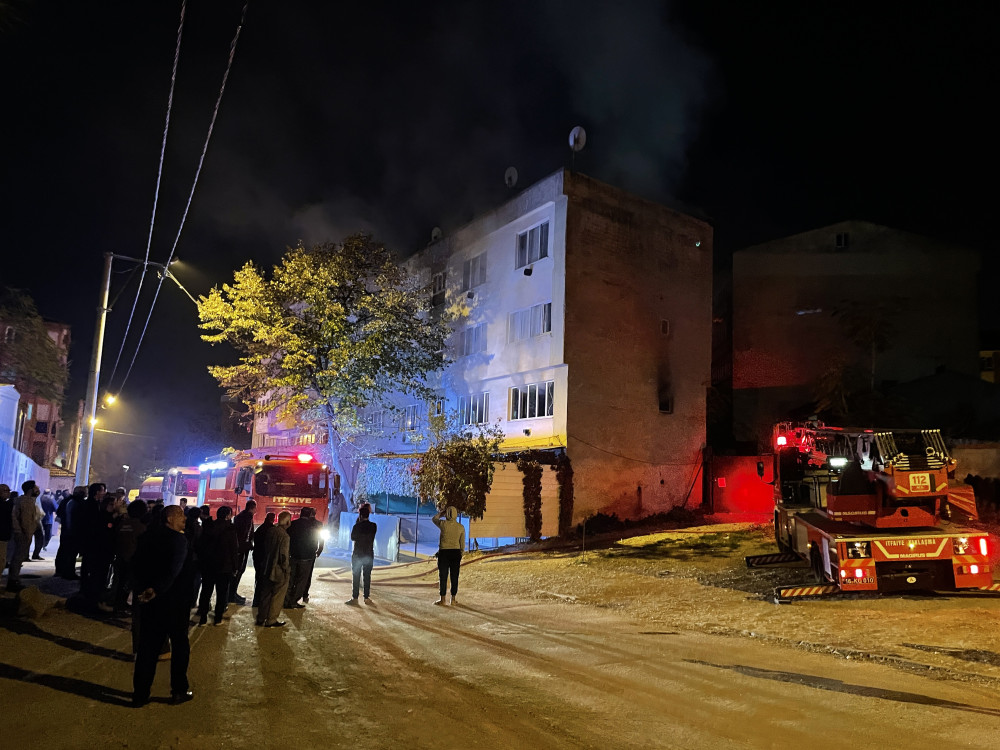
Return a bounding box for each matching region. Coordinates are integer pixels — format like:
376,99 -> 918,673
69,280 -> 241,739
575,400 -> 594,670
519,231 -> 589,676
508,302 -> 552,343
509,381 -> 554,420
401,404 -> 420,432
459,392 -> 490,425
458,323 -> 487,356
430,399 -> 445,417
515,222 -> 549,269
462,252 -> 487,291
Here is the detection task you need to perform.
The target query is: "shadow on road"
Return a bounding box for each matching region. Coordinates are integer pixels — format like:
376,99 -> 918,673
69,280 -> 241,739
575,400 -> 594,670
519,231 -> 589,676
685,659 -> 1000,716
0,618 -> 132,661
0,661 -> 132,706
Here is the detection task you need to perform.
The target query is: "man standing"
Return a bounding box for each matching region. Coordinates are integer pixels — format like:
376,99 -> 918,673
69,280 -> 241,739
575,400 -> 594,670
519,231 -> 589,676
78,482 -> 107,604
230,499 -> 256,604
432,505 -> 465,606
55,485 -> 86,579
131,505 -> 193,707
8,480 -> 43,592
256,510 -> 291,628
0,485 -> 13,585
285,508 -> 322,609
196,506 -> 239,626
347,503 -> 376,606
39,491 -> 56,553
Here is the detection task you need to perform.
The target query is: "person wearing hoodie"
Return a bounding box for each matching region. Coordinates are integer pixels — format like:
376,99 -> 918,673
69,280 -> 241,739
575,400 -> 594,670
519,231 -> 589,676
432,505 -> 465,606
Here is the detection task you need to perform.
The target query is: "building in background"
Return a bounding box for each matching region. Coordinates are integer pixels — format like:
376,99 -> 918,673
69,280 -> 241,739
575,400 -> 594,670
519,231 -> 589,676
731,221 -> 980,444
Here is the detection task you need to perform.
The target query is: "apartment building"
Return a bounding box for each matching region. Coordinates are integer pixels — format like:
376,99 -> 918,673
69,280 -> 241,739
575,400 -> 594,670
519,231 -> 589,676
355,169 -> 712,535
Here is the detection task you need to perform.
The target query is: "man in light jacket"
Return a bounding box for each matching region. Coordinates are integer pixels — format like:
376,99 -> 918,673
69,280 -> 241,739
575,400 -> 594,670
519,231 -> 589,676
8,480 -> 43,592
432,505 -> 465,606
256,511 -> 291,628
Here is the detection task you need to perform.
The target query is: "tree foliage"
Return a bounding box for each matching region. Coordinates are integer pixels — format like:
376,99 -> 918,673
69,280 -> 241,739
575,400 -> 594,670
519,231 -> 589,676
517,455 -> 543,542
197,235 -> 452,495
411,415 -> 504,520
0,287 -> 68,403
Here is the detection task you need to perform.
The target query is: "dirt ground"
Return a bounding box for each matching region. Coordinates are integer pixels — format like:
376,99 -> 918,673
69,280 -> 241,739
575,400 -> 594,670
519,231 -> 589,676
3,519 -> 1000,749
458,520 -> 1000,684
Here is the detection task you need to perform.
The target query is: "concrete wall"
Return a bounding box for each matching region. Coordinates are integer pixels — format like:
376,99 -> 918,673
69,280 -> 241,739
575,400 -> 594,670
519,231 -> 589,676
562,173 -> 712,518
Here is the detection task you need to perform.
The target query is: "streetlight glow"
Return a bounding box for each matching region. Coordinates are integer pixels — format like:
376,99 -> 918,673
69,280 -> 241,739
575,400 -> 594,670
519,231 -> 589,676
105,394 -> 117,405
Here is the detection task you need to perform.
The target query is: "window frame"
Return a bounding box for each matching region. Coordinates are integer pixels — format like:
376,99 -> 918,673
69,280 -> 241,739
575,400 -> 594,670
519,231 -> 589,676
515,221 -> 550,269
458,391 -> 490,425
509,380 -> 555,421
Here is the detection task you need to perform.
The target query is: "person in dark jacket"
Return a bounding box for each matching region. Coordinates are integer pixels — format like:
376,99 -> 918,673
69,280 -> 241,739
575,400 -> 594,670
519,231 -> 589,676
111,501 -> 148,616
131,505 -> 193,707
184,508 -> 203,608
55,486 -> 86,579
196,506 -> 239,625
230,499 -> 256,604
251,512 -> 275,608
347,503 -> 377,605
78,482 -> 107,604
285,508 -> 324,608
0,485 -> 12,585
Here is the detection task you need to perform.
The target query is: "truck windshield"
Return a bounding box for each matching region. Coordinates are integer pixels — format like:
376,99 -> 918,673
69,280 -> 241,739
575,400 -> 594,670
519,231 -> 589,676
254,464 -> 327,498
176,476 -> 199,495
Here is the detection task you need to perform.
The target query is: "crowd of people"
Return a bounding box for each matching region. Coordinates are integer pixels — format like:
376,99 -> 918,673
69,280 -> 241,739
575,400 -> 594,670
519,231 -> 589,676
3,484 -> 468,707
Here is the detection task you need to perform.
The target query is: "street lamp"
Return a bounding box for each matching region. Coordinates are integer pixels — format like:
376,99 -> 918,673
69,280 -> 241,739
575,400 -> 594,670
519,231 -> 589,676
74,252 -> 194,487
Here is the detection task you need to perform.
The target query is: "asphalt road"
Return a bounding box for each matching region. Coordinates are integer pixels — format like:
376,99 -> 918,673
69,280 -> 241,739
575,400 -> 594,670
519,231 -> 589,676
2,553 -> 999,750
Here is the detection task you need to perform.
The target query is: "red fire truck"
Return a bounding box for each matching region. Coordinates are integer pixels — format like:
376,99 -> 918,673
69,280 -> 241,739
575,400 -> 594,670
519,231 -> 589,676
197,451 -> 334,525
754,422 -> 996,597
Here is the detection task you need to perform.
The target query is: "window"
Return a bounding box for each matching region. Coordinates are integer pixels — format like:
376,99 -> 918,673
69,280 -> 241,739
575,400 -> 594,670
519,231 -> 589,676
515,221 -> 549,269
431,272 -> 446,307
835,232 -> 850,250
462,252 -> 487,291
459,392 -> 490,425
430,399 -> 445,418
981,356 -> 995,372
508,302 -> 552,342
299,433 -> 317,445
509,381 -> 554,420
458,323 -> 487,356
401,404 -> 420,432
364,410 -> 385,433
35,421 -> 48,434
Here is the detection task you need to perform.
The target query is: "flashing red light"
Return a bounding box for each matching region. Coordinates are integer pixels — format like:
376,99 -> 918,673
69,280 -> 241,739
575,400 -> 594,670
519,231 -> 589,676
979,538 -> 988,556
297,453 -> 313,463
776,435 -> 788,447
854,568 -> 864,578
716,477 -> 727,488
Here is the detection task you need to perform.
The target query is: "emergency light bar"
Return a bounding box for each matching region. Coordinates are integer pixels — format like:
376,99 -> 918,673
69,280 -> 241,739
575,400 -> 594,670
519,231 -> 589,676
297,453 -> 313,463
199,460 -> 228,472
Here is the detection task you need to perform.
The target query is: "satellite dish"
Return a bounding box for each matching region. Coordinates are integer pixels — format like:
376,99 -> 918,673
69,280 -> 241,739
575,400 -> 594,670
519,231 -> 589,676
569,126 -> 587,152
504,166 -> 518,189
430,227 -> 443,243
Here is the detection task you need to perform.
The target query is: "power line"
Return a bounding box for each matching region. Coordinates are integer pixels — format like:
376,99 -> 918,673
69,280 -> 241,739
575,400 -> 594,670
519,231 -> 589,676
107,0 -> 186,393
117,1 -> 249,395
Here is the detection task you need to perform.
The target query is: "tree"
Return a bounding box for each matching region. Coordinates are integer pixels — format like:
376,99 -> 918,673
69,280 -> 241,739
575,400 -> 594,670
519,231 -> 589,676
0,287 -> 68,403
198,235 -> 452,502
411,415 -> 504,520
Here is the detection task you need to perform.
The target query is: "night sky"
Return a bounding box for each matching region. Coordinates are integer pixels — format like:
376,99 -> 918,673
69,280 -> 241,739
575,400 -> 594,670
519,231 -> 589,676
1,1 -> 996,468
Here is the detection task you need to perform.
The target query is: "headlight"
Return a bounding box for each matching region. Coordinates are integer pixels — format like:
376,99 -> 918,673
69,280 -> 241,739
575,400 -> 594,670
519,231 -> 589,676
320,528 -> 331,541
846,541 -> 871,559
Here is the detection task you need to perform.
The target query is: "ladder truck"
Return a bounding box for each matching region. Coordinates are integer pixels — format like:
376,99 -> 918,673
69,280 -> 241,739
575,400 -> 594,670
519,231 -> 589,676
750,422 -> 998,600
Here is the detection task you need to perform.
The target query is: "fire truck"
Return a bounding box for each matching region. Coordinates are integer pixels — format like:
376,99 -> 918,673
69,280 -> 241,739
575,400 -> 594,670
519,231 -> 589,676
754,421 -> 996,597
196,451 -> 335,525
162,466 -> 200,506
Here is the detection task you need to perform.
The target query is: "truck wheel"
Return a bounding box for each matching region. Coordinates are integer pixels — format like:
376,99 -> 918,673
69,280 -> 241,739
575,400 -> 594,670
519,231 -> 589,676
810,548 -> 827,583
774,513 -> 790,552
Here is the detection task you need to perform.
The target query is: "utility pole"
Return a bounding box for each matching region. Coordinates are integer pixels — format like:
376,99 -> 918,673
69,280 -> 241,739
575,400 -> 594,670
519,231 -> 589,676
75,252 -> 113,487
